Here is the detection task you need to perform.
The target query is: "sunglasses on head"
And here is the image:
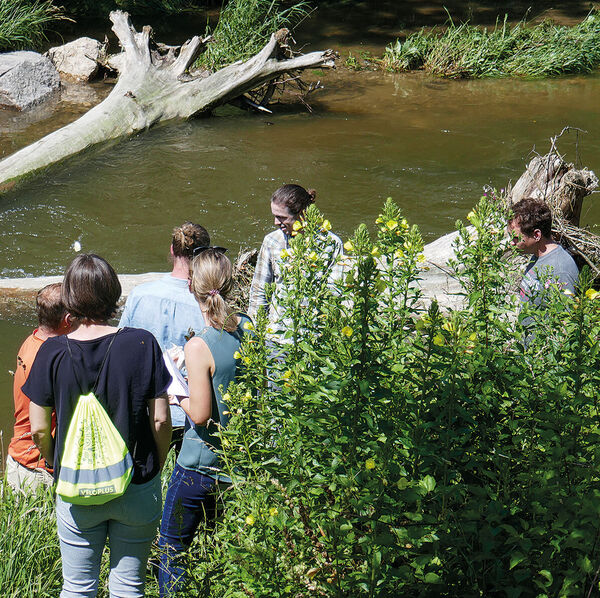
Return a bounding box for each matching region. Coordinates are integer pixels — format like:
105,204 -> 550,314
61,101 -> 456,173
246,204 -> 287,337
193,246 -> 228,258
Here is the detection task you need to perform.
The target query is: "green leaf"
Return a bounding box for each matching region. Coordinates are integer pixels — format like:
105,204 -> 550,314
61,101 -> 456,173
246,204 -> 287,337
424,572 -> 441,583
420,475 -> 436,493
510,552 -> 526,570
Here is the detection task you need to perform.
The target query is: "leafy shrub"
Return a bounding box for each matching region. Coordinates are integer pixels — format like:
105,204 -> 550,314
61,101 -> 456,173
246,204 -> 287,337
196,197 -> 600,596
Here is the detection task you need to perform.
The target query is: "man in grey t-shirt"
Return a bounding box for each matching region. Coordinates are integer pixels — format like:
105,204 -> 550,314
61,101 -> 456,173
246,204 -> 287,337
508,198 -> 579,307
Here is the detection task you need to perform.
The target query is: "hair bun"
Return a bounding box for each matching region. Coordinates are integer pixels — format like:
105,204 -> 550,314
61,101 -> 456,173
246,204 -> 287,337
307,189 -> 317,202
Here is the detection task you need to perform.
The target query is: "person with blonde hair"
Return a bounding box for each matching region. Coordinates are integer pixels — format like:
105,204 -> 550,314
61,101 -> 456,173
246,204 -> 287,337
26,253 -> 172,597
6,282 -> 69,493
157,247 -> 250,596
119,221 -> 210,431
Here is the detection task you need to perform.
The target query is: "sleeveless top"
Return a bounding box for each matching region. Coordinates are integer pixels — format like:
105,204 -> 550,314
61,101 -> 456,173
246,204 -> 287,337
177,314 -> 250,482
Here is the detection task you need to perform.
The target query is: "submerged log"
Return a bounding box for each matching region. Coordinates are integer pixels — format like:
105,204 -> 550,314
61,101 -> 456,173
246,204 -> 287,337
0,11 -> 335,192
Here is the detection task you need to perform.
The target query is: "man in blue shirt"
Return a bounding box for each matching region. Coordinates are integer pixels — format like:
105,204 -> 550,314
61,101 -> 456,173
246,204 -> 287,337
120,222 -> 210,431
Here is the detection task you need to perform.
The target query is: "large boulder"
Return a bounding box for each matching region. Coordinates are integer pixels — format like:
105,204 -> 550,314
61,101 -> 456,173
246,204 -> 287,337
0,51 -> 60,110
47,37 -> 103,82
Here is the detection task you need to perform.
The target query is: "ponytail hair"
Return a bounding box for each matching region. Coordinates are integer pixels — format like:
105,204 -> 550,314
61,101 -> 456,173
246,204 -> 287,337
271,184 -> 316,217
189,249 -> 236,332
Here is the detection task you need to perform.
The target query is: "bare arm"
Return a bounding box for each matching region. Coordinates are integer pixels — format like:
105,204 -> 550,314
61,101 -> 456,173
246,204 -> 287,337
179,337 -> 214,427
30,403 -> 54,464
148,393 -> 172,470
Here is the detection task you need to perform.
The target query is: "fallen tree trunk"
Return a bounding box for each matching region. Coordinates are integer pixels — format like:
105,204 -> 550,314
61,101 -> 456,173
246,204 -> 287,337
0,11 -> 335,192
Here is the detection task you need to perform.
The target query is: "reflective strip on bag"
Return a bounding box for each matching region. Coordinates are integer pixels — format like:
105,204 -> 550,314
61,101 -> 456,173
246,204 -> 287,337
57,392 -> 133,505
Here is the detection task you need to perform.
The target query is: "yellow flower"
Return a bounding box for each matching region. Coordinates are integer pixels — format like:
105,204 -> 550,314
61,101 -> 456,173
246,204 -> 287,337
245,515 -> 255,526
386,219 -> 398,230
321,219 -> 332,232
282,369 -> 292,380
344,240 -> 354,253
442,320 -> 454,333
292,220 -> 303,231
394,249 -> 404,259
417,254 -> 426,263
233,351 -> 242,359
468,333 -> 477,342
341,326 -> 353,338
433,334 -> 445,346
222,437 -> 230,448
280,248 -> 289,259
243,322 -> 254,331
371,246 -> 381,257
243,357 -> 251,365
266,326 -> 274,334
242,391 -> 252,402
375,216 -> 383,225
269,507 -> 278,517
222,393 -> 231,403
365,458 -> 376,470
401,218 -> 408,228
308,251 -> 318,261
586,288 -> 599,300
467,211 -> 476,222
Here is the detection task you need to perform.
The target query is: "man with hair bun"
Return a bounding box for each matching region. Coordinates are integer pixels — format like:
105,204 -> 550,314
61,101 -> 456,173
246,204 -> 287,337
6,282 -> 69,492
119,222 -> 210,431
507,198 -> 579,305
249,184 -> 343,322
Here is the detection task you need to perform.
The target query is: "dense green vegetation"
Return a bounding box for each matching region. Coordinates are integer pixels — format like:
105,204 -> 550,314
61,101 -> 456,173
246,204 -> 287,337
0,0 -> 306,71
0,0 -> 63,51
4,197 -> 600,596
197,0 -> 310,71
383,10 -> 600,78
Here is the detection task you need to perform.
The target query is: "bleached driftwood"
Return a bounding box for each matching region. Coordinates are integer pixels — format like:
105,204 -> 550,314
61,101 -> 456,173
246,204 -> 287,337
0,11 -> 335,192
509,153 -> 598,226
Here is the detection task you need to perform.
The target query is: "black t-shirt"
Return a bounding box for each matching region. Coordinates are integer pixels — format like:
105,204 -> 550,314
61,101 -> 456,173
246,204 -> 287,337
22,327 -> 172,484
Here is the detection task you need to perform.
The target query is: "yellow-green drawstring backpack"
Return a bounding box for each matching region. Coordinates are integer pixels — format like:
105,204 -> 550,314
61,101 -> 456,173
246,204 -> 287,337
56,331 -> 133,505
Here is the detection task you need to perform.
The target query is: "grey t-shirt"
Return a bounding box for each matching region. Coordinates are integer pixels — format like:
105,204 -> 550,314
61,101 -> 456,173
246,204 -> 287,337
520,245 -> 579,306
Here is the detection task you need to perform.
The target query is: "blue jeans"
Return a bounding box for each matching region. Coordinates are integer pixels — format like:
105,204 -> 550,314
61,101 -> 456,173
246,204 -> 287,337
157,463 -> 217,596
56,475 -> 162,598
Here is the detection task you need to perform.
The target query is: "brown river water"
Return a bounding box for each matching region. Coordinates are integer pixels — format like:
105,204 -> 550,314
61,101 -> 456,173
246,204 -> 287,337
1,2 -> 600,453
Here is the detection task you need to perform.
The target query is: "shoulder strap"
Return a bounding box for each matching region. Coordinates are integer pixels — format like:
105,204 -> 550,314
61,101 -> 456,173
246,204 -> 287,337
66,329 -> 121,394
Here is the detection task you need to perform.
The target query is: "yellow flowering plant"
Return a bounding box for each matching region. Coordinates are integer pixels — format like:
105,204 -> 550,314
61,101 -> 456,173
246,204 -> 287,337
182,197 -> 600,598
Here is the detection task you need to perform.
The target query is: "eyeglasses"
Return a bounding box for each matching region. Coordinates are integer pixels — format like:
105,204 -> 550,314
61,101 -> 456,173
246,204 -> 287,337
192,246 -> 228,257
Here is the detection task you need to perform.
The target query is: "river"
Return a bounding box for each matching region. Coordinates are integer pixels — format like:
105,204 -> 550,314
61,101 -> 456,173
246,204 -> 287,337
1,2 -> 599,454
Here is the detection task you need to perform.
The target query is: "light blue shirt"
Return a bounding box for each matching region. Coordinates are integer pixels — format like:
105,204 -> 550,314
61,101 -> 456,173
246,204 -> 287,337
119,275 -> 206,350
119,275 -> 206,426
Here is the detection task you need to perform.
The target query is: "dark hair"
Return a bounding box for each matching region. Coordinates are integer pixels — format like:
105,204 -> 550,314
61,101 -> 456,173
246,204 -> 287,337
62,254 -> 122,323
271,184 -> 316,217
36,282 -> 65,330
189,249 -> 236,332
172,222 -> 210,260
509,198 -> 553,238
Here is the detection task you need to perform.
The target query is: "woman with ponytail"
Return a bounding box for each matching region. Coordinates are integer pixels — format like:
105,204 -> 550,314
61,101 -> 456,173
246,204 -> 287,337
157,247 -> 250,596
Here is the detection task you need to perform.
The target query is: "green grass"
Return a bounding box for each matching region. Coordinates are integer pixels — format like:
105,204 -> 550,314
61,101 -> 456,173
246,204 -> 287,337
0,483 -> 62,597
383,9 -> 600,79
0,0 -> 63,51
197,0 -> 311,71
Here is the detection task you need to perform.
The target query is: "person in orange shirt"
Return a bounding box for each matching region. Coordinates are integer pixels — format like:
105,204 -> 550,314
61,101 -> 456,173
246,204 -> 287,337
6,282 -> 69,493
